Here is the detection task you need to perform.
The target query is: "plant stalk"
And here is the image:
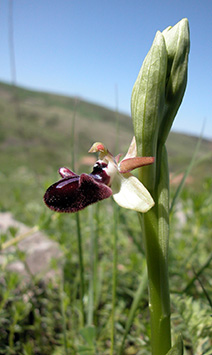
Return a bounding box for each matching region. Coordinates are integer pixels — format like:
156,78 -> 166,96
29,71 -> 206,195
76,212 -> 86,326
110,204 -> 118,355
141,146 -> 171,355
88,206 -> 95,325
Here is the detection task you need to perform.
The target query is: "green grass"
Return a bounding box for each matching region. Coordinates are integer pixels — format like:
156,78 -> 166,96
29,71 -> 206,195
0,81 -> 212,354
0,81 -> 211,221
1,193 -> 211,354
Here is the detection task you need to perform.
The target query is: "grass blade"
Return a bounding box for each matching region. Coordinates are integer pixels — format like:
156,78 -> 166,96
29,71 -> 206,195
118,268 -> 148,355
60,274 -> 68,355
183,253 -> 212,293
170,132 -> 203,214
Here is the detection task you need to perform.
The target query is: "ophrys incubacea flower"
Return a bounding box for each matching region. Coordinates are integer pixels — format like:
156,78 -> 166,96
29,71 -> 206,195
44,138 -> 154,213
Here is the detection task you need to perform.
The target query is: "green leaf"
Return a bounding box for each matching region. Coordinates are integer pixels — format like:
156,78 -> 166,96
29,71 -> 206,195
79,325 -> 96,348
166,336 -> 184,355
118,269 -> 148,355
170,131 -> 203,213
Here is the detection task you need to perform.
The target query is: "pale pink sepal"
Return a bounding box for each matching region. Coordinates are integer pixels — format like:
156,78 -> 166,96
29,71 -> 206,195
123,136 -> 137,159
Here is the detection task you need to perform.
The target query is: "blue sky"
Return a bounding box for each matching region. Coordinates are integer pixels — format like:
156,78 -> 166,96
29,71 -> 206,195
0,0 -> 212,139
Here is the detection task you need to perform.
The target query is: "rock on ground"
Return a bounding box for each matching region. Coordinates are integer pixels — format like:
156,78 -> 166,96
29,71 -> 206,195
0,212 -> 63,281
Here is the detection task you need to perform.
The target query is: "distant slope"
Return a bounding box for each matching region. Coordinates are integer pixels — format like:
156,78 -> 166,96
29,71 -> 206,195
0,81 -> 211,189
0,81 -> 133,172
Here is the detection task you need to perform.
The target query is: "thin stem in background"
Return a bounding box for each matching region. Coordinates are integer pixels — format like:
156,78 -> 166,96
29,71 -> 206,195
76,212 -> 86,326
87,206 -> 95,326
8,0 -> 22,129
110,204 -> 118,355
9,307 -> 17,350
183,253 -> 212,293
114,84 -> 120,155
93,204 -> 100,320
70,98 -> 86,326
193,268 -> 212,309
118,267 -> 148,355
87,204 -> 100,326
1,226 -> 38,250
60,274 -> 68,355
8,0 -> 17,84
170,130 -> 203,214
110,84 -> 120,353
70,97 -> 78,168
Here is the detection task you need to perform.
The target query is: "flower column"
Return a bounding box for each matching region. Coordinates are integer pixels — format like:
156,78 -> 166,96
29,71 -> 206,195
131,19 -> 190,355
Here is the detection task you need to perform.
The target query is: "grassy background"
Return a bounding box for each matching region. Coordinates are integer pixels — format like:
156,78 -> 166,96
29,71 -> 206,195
0,80 -> 212,225
0,81 -> 212,354
0,80 -> 211,176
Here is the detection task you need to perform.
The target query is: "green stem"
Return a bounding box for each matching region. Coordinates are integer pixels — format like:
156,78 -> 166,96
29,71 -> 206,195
142,211 -> 171,355
118,267 -> 148,355
9,308 -> 17,349
60,275 -> 68,355
141,146 -> 171,355
110,204 -> 118,355
76,212 -> 86,326
94,204 -> 100,317
88,206 -> 95,325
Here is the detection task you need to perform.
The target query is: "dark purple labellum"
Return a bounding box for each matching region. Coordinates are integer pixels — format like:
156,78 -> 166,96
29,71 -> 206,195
43,162 -> 112,213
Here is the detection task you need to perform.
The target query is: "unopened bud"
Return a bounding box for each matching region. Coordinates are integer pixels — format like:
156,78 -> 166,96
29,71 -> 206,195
131,31 -> 167,190
159,18 -> 190,145
131,18 -> 190,192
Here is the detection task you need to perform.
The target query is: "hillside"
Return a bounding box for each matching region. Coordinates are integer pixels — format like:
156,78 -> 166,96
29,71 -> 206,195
0,81 -> 133,173
0,81 -> 211,219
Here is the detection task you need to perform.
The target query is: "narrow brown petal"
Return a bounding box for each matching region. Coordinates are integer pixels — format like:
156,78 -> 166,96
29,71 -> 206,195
119,157 -> 155,173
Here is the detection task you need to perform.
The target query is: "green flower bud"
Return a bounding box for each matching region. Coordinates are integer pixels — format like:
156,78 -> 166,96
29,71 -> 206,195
131,31 -> 167,191
159,18 -> 190,145
131,30 -> 167,158
131,18 -> 190,192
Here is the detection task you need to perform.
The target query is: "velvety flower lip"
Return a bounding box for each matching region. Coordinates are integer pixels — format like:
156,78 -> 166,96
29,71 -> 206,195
44,164 -> 112,213
43,138 -> 155,213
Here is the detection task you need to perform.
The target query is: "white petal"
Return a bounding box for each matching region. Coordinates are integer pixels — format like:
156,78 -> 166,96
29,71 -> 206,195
112,173 -> 154,213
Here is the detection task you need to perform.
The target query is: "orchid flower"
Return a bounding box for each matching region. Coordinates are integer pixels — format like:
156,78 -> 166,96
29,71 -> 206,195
44,138 -> 154,213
